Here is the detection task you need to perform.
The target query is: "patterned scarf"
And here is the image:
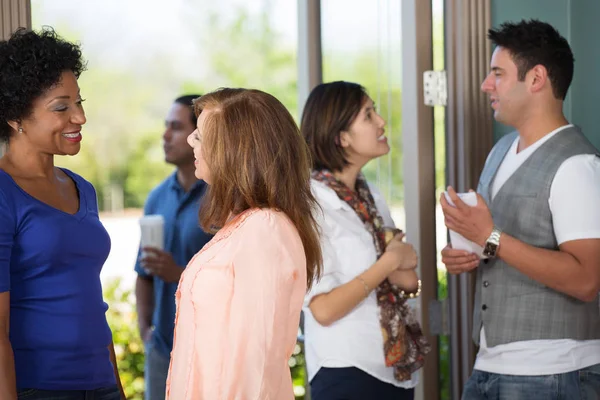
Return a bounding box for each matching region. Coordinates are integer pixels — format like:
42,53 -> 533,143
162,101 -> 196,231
313,169 -> 431,381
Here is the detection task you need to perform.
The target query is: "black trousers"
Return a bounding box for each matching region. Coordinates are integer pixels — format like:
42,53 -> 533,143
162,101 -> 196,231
310,367 -> 415,400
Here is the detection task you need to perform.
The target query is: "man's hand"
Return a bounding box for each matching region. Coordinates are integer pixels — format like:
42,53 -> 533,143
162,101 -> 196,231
141,248 -> 183,283
440,186 -> 494,247
441,244 -> 480,274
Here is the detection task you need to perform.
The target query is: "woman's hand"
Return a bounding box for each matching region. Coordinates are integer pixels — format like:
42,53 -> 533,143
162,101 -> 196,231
381,233 -> 418,272
387,269 -> 419,292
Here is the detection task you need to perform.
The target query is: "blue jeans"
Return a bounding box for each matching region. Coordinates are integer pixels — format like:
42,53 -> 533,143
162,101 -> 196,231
462,364 -> 600,400
144,343 -> 170,400
17,386 -> 120,400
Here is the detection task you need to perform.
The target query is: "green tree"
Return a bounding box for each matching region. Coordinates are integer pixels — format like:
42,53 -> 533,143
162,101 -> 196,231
180,9 -> 298,118
123,132 -> 174,208
104,277 -> 145,400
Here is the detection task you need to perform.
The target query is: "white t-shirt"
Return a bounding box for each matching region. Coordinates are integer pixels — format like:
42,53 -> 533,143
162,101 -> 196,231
475,124 -> 600,375
303,179 -> 419,388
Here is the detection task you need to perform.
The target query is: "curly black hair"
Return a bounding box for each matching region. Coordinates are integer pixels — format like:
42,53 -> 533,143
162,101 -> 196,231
0,27 -> 86,142
488,19 -> 574,100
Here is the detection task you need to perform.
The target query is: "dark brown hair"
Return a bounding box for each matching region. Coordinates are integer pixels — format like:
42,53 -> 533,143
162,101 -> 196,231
488,19 -> 574,100
174,94 -> 201,125
300,81 -> 368,172
193,88 -> 322,289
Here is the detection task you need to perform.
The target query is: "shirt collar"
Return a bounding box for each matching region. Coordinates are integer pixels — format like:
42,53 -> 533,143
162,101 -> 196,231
311,179 -> 352,211
167,172 -> 180,191
168,172 -> 207,194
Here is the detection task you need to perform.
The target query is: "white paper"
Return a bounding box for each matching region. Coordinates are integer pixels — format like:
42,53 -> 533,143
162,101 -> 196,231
443,191 -> 487,258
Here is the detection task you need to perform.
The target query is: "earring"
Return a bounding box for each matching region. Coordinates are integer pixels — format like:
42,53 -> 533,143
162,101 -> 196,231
18,127 -> 23,133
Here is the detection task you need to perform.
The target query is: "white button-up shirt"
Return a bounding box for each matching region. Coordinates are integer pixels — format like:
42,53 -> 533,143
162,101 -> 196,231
303,178 -> 418,388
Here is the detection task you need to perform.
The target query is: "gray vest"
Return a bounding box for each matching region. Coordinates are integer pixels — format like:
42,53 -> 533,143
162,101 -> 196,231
473,126 -> 600,347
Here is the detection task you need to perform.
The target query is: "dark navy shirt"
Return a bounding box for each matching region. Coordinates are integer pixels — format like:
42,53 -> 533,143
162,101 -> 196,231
0,168 -> 115,390
135,173 -> 212,357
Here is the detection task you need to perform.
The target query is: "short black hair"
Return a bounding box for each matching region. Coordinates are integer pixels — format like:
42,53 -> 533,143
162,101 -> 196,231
174,94 -> 201,126
0,27 -> 86,142
301,81 -> 368,172
488,19 -> 574,100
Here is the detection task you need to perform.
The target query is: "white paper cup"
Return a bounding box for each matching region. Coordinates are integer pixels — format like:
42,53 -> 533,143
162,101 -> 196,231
139,215 -> 165,258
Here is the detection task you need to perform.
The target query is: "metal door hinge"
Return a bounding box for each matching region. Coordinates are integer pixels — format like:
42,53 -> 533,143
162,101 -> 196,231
423,70 -> 447,107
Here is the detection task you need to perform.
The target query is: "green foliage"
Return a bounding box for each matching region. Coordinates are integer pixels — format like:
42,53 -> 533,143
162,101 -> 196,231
179,8 -> 298,119
122,132 -> 174,208
52,6 -> 300,211
48,4 -> 449,212
290,342 -> 308,399
437,269 -> 450,400
104,278 -> 145,400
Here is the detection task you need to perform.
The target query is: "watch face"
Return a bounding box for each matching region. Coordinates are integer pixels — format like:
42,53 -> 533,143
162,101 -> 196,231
484,242 -> 498,257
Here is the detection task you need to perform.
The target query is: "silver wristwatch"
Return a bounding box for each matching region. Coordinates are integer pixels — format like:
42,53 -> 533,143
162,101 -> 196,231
483,226 -> 502,258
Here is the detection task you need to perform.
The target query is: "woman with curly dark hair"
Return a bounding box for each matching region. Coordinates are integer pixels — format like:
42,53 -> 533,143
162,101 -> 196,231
0,28 -> 125,399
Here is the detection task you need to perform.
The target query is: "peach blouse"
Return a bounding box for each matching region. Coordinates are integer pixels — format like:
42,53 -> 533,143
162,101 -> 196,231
165,208 -> 307,400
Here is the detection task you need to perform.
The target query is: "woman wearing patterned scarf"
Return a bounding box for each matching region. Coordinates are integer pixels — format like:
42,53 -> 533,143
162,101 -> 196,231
301,81 -> 430,400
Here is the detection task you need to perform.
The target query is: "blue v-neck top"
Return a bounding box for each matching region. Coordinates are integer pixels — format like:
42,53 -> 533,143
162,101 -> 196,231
0,168 -> 115,390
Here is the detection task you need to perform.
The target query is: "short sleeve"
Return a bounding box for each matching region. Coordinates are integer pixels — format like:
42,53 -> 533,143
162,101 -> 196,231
549,154 -> 600,244
0,190 -> 16,293
304,205 -> 344,306
134,251 -> 147,277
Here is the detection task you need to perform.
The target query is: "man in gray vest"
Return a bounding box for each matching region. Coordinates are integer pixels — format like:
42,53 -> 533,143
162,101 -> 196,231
440,19 -> 600,399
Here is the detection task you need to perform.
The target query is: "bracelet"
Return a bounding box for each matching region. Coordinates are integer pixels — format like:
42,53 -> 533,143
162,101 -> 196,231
399,279 -> 422,299
356,276 -> 371,298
